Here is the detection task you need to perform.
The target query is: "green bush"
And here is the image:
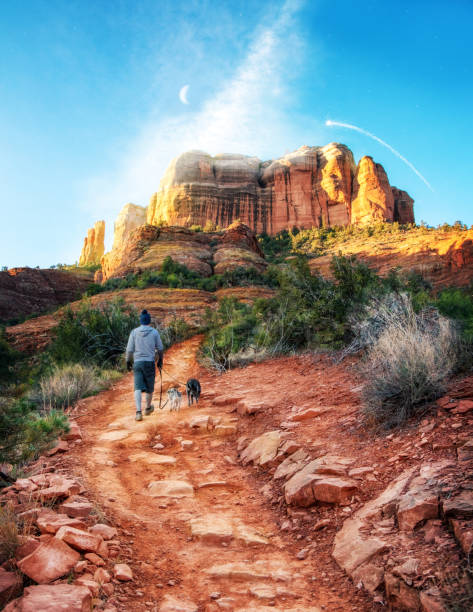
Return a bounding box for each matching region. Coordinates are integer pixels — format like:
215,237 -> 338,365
0,398 -> 68,465
84,257 -> 278,297
436,287 -> 473,340
49,297 -> 137,366
0,334 -> 20,384
159,317 -> 194,350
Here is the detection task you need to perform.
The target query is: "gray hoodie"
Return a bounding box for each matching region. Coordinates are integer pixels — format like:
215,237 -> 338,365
126,325 -> 163,362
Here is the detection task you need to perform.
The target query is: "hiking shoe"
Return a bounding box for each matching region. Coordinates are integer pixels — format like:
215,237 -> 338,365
135,411 -> 143,422
145,405 -> 154,416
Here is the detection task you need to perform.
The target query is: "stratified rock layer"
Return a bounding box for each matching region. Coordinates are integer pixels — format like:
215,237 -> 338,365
101,221 -> 266,281
79,221 -> 105,266
146,144 -> 414,234
112,203 -> 147,250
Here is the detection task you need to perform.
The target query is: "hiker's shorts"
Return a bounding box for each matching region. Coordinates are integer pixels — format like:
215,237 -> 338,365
133,360 -> 156,393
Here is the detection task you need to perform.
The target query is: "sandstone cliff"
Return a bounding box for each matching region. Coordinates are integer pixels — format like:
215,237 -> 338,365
146,144 -> 414,234
101,221 -> 267,281
79,221 -> 105,266
112,203 -> 147,250
0,267 -> 93,322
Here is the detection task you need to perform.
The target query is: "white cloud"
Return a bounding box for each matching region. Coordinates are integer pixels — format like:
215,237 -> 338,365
82,0 -> 307,248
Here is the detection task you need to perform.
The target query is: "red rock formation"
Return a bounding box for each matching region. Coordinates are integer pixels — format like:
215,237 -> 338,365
100,222 -> 266,281
79,221 -> 105,266
146,144 -> 413,234
351,156 -> 394,225
392,188 -> 415,224
0,268 -> 93,322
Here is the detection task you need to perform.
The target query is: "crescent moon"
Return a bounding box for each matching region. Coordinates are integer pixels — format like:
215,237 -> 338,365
179,85 -> 190,105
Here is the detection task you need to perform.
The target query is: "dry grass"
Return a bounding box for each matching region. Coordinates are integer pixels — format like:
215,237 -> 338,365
361,294 -> 459,428
0,505 -> 19,563
33,364 -> 121,411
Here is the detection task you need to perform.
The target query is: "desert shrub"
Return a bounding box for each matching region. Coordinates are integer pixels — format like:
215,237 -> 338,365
49,298 -> 137,366
0,398 -> 68,465
199,298 -> 257,371
436,287 -> 473,340
0,505 -> 19,563
32,364 -> 121,411
0,334 -> 20,384
159,317 -> 193,350
361,296 -> 459,428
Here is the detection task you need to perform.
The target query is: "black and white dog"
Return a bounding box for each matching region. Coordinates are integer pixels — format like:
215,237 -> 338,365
186,378 -> 201,406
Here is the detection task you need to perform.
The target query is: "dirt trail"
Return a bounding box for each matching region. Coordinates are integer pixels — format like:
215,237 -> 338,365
70,337 -> 361,611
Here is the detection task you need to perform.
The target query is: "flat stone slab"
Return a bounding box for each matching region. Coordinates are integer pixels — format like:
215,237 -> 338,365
189,515 -> 233,544
99,430 -> 129,442
159,594 -> 198,612
147,480 -> 194,498
3,584 -> 92,612
17,538 -> 80,584
207,560 -> 292,582
130,452 -> 177,465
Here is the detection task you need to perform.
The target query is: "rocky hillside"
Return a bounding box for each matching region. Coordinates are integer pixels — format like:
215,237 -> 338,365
308,226 -> 473,289
99,221 -> 266,282
147,145 -> 414,234
0,267 -> 94,323
5,286 -> 274,354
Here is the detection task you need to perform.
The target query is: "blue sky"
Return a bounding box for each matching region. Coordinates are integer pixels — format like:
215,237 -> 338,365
1,0 -> 472,268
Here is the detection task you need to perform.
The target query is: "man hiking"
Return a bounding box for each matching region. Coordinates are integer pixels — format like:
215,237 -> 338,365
126,309 -> 164,421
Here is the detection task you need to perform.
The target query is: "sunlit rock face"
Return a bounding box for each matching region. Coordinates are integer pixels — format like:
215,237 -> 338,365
147,145 -> 412,233
79,221 -> 105,266
112,203 -> 147,250
351,157 -> 395,225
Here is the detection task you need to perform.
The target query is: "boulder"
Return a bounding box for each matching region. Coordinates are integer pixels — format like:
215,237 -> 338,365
59,497 -> 93,518
94,567 -> 111,584
385,573 -> 420,611
55,526 -> 103,552
397,492 -> 439,531
89,523 -> 118,540
74,577 -> 100,597
17,537 -> 80,583
62,421 -> 82,442
113,563 -> 133,581
15,537 -> 40,560
36,509 -> 87,534
419,587 -> 446,612
84,552 -> 105,566
3,584 -> 92,612
442,490 -> 473,518
351,562 -> 384,593
450,519 -> 473,555
240,431 -> 286,467
457,440 -> 473,462
0,569 -> 22,608
273,449 -> 309,481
